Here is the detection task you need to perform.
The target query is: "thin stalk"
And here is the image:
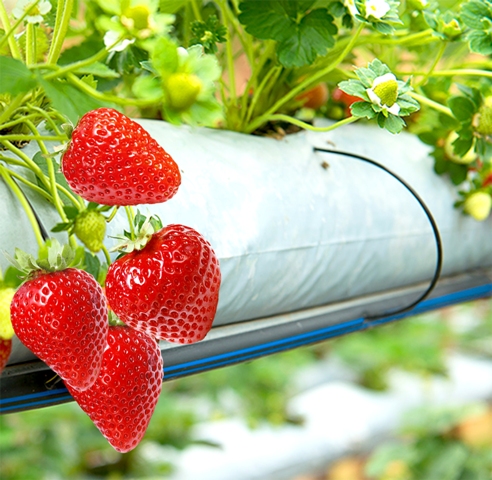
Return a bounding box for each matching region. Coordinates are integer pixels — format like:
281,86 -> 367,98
397,68 -> 492,79
65,73 -> 155,107
0,140 -> 51,190
245,23 -> 365,134
101,245 -> 111,266
0,164 -> 45,248
24,120 -> 68,222
244,65 -> 281,125
266,114 -> 359,132
0,134 -> 66,142
0,0 -> 22,59
47,0 -> 74,65
0,2 -> 35,54
189,0 -> 203,21
418,41 -> 447,87
25,23 -> 37,65
43,36 -> 124,80
0,93 -> 28,126
0,164 -> 52,201
219,0 -> 237,104
125,206 -> 136,240
409,92 -> 454,118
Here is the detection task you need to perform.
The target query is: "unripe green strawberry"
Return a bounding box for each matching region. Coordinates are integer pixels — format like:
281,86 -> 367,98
373,78 -> 398,107
165,73 -> 202,111
464,192 -> 492,221
476,96 -> 492,136
0,287 -> 15,340
74,210 -> 107,253
444,131 -> 477,164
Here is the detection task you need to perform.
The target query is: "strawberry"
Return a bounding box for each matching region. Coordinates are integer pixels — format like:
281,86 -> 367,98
165,73 -> 202,111
0,338 -> 12,374
296,83 -> 329,110
10,260 -> 108,391
105,224 -> 221,344
73,210 -> 107,253
61,108 -> 181,206
0,287 -> 15,340
463,191 -> 492,221
66,325 -> 163,453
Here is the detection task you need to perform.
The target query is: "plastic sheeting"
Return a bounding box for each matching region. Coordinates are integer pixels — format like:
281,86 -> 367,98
1,120 -> 491,366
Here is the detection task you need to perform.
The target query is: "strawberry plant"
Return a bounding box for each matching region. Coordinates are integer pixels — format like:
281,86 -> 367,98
0,0 -> 491,454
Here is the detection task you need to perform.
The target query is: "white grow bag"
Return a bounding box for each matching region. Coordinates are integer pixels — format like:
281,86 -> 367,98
1,120 -> 491,412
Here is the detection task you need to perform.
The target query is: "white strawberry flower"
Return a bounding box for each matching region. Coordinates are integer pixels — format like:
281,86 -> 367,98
103,30 -> 135,52
344,0 -> 360,17
12,0 -> 52,24
366,72 -> 401,115
364,0 -> 391,20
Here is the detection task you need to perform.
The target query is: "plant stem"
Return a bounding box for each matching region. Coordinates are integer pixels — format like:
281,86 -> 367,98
397,68 -> 492,79
418,41 -> 447,87
0,162 -> 52,201
0,164 -> 45,248
0,1 -> 22,59
409,92 -> 453,117
244,23 -> 365,134
266,114 -> 360,132
47,0 -> 74,65
125,207 -> 136,240
0,93 -> 27,126
25,23 -> 37,65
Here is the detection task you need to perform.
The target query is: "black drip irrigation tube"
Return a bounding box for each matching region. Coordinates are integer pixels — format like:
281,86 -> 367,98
314,147 -> 443,322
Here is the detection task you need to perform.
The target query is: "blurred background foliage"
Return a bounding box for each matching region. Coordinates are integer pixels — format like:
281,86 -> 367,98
1,299 -> 491,480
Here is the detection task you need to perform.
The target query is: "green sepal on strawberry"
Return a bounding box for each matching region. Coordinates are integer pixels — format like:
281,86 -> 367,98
105,219 -> 221,344
61,108 -> 181,206
9,240 -> 109,391
0,287 -> 15,340
66,325 -> 163,453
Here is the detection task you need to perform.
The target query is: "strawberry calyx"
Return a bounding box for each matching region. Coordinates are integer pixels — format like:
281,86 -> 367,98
110,212 -> 163,254
8,238 -> 79,280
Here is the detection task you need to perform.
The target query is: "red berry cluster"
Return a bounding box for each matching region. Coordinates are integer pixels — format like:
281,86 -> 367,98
9,108 -> 221,452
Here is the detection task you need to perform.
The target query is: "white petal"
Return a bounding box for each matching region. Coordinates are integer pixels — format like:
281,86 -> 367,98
366,87 -> 382,106
365,0 -> 391,19
372,72 -> 397,88
386,103 -> 401,115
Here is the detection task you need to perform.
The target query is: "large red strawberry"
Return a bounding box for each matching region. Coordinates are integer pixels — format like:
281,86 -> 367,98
0,338 -> 12,374
66,325 -> 163,453
10,267 -> 108,391
105,224 -> 221,344
61,108 -> 181,206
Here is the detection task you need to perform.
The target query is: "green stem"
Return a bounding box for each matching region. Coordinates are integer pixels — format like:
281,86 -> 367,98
418,41 -> 447,87
101,245 -> 111,266
25,23 -> 37,65
0,134 -> 67,142
219,0 -> 237,103
0,3 -> 35,54
0,164 -> 45,248
0,162 -> 52,201
189,0 -> 203,21
266,114 -> 360,132
244,23 -> 365,134
409,92 -> 454,118
367,28 -> 435,46
125,206 -> 136,240
47,0 -> 74,65
397,68 -> 492,79
0,93 -> 28,126
0,1 -> 22,59
43,36 -> 123,81
65,73 -> 155,107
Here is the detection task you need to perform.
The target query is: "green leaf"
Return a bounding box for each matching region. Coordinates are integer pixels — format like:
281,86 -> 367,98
468,31 -> 492,55
238,0 -> 337,67
2,266 -> 24,289
383,114 -> 405,134
338,79 -> 367,99
448,96 -> 476,122
73,62 -> 120,79
461,0 -> 491,30
0,56 -> 37,95
38,78 -> 110,124
449,162 -> 468,185
277,10 -> 337,67
238,0 -> 297,42
350,101 -> 376,119
151,37 -> 179,78
84,252 -> 101,281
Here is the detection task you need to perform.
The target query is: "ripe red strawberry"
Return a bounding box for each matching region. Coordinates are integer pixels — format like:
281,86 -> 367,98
10,267 -> 108,391
66,325 -> 163,453
0,338 -> 12,374
61,108 -> 181,206
105,224 -> 221,344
